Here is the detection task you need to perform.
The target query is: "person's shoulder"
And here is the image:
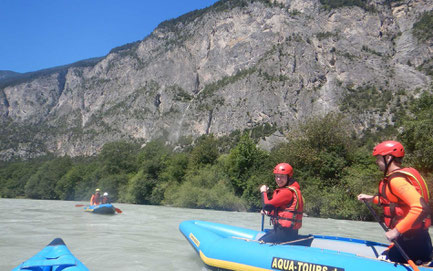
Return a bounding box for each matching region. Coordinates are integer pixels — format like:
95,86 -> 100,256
389,175 -> 408,184
388,176 -> 410,191
388,176 -> 418,198
290,181 -> 300,189
278,187 -> 295,195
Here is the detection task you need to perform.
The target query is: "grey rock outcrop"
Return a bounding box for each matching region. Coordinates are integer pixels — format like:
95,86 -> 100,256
0,0 -> 432,160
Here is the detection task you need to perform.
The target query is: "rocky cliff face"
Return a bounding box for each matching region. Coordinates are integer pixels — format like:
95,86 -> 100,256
0,0 -> 432,160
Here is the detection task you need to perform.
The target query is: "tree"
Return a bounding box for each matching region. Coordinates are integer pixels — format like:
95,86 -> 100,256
274,113 -> 353,184
99,141 -> 140,175
0,160 -> 42,198
55,166 -> 83,200
226,133 -> 269,195
399,92 -> 433,172
137,139 -> 172,179
163,164 -> 246,211
25,157 -> 72,199
159,152 -> 188,183
123,170 -> 156,204
188,135 -> 220,169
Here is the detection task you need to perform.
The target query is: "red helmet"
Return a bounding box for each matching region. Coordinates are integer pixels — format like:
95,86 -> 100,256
372,141 -> 405,157
273,163 -> 293,177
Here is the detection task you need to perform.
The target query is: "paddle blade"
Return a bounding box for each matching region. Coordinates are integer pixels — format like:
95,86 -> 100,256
115,208 -> 122,214
408,259 -> 420,271
75,204 -> 85,207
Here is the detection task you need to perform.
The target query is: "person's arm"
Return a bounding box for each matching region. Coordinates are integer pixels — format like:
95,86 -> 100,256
372,195 -> 380,205
358,193 -> 382,205
357,194 -> 374,202
90,195 -> 94,205
389,177 -> 425,234
262,189 -> 293,212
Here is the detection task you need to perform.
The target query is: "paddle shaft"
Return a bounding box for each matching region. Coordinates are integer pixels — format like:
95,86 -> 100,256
261,213 -> 264,231
363,200 -> 419,271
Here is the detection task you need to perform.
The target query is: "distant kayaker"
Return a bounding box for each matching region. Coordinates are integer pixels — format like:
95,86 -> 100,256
101,192 -> 111,204
259,162 -> 303,243
90,188 -> 101,206
357,140 -> 432,264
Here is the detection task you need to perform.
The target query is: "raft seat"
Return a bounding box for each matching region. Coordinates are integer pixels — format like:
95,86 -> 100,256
310,235 -> 388,258
20,255 -> 77,270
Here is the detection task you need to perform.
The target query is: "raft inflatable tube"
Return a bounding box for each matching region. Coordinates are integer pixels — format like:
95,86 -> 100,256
84,203 -> 115,214
179,220 -> 433,271
13,238 -> 89,271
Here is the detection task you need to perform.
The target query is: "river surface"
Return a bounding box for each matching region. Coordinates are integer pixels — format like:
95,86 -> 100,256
1,198 -> 431,270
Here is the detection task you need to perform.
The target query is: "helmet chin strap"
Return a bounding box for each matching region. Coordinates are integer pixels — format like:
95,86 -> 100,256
383,155 -> 395,177
287,177 -> 294,186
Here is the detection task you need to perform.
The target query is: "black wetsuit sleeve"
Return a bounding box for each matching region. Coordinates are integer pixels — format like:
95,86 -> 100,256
261,192 -> 276,211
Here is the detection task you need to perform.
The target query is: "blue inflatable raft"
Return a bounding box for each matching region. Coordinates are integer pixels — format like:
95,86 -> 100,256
84,203 -> 116,214
179,220 -> 433,271
12,238 -> 89,271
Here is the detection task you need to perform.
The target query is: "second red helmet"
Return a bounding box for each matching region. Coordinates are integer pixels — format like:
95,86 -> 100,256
372,140 -> 405,157
273,163 -> 293,177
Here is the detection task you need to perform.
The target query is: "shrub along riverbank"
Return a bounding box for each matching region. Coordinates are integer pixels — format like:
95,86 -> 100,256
1,93 -> 432,221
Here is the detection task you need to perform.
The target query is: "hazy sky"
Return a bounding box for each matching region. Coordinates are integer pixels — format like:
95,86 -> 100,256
0,0 -> 219,73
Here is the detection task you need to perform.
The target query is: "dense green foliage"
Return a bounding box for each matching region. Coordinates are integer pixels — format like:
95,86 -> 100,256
399,92 -> 433,172
1,93 -> 433,221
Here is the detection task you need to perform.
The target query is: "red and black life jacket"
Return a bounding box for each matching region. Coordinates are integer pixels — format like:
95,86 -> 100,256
271,184 -> 304,230
378,167 -> 431,229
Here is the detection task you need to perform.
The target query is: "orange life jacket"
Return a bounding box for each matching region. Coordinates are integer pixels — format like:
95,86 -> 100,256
378,167 -> 431,229
271,185 -> 304,230
90,194 -> 101,205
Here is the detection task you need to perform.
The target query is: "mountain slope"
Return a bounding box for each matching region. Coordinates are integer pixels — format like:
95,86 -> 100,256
0,0 -> 432,161
0,71 -> 21,81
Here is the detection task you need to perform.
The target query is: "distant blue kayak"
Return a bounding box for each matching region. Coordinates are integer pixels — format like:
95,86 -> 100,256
12,238 -> 89,271
84,203 -> 116,214
179,220 -> 433,271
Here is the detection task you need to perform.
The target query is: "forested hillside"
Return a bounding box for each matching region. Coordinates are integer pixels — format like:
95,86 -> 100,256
1,92 -> 432,220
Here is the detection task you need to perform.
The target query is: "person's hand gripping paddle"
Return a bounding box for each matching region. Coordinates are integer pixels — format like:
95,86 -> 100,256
363,200 -> 419,271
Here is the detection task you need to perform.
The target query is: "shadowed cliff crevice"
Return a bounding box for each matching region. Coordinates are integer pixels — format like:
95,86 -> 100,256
206,109 -> 213,135
0,88 -> 9,117
57,70 -> 68,97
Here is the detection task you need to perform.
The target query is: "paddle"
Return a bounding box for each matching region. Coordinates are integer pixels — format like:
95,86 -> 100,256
75,204 -> 86,207
363,200 -> 420,271
114,207 -> 122,214
261,212 -> 264,232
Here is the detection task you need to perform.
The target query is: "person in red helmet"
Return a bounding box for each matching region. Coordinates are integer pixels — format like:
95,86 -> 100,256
258,162 -> 304,243
357,140 -> 432,264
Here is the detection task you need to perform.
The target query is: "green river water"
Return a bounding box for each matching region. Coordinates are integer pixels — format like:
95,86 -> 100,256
1,198 -> 431,270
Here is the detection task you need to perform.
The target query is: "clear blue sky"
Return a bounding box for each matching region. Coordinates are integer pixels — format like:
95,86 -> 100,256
0,0 -> 219,73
